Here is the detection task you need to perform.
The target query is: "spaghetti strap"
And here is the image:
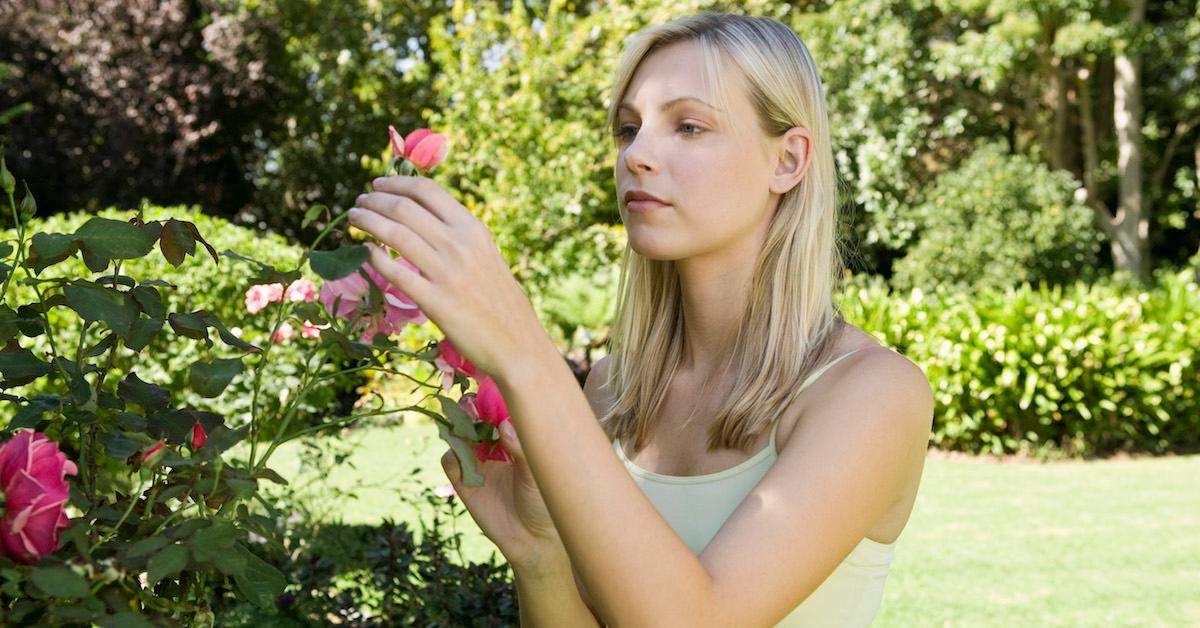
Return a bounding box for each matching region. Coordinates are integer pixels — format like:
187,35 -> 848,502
769,348 -> 862,441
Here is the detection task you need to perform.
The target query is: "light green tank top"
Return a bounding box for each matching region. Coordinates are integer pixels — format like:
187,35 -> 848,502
611,350 -> 896,627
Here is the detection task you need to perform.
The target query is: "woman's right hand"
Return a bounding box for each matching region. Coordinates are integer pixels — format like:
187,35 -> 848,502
440,422 -> 565,571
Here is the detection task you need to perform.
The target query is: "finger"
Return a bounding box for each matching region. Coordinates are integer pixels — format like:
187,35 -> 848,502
356,192 -> 452,251
371,176 -> 474,227
348,208 -> 442,284
441,448 -> 466,493
360,239 -> 438,314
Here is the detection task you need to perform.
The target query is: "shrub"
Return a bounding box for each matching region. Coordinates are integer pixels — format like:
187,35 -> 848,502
840,269 -> 1199,457
892,141 -> 1101,292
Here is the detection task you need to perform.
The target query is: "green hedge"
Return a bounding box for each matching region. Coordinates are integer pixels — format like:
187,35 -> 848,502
2,204 -> 363,429
840,270 -> 1198,457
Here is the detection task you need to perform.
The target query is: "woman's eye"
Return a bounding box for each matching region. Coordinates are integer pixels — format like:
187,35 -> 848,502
614,125 -> 638,141
679,123 -> 704,136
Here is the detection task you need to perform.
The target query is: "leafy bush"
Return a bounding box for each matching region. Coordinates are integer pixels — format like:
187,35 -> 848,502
840,269 -> 1199,457
2,204 -> 361,429
213,486 -> 517,627
892,141 -> 1101,292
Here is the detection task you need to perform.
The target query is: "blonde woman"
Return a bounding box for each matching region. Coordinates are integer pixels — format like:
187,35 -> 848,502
349,11 -> 933,627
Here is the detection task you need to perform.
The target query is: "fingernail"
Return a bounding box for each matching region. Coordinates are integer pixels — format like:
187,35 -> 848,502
501,422 -> 516,440
356,194 -> 367,204
373,177 -> 385,186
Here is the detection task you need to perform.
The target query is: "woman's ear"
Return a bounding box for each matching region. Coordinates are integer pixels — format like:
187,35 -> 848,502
769,126 -> 813,195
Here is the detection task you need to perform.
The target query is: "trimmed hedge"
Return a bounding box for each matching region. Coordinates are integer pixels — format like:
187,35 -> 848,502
2,204 -> 363,429
840,270 -> 1198,457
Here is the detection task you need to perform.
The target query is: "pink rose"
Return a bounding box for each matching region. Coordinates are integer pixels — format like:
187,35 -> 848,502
273,322 -> 295,343
300,320 -> 330,339
474,440 -> 512,464
191,422 -> 207,450
474,377 -> 510,428
406,130 -> 448,172
318,245 -> 427,342
284,278 -> 317,302
434,339 -> 479,390
0,430 -> 78,564
245,283 -> 284,314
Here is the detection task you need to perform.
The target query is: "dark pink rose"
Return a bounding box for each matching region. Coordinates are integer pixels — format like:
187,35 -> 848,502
0,430 -> 78,564
474,377 -> 510,428
406,131 -> 448,172
318,245 -> 426,342
474,439 -> 512,464
435,339 -> 479,390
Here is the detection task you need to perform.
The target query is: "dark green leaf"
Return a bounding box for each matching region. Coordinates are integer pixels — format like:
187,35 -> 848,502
30,567 -> 90,598
252,467 -> 288,486
189,358 -> 244,398
83,333 -> 118,358
97,612 -> 155,628
146,544 -> 188,583
63,285 -> 136,336
125,318 -> 163,351
0,343 -> 53,387
167,312 -> 210,345
0,242 -> 12,258
97,430 -> 140,459
190,521 -> 239,563
202,314 -> 260,353
232,544 -> 286,608
118,373 -> 170,412
9,396 -> 60,429
130,286 -> 165,319
113,412 -> 147,431
178,220 -> 219,264
125,537 -> 168,559
27,233 -> 81,273
309,244 -> 369,280
74,217 -> 154,260
146,408 -> 191,442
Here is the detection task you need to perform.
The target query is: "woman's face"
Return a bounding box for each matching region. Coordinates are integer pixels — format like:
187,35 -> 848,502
614,40 -> 778,262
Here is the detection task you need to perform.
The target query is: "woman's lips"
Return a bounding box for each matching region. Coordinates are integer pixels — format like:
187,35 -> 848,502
626,199 -> 670,213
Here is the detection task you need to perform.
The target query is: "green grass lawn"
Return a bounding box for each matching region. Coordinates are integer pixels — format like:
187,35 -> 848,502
266,421 -> 1200,627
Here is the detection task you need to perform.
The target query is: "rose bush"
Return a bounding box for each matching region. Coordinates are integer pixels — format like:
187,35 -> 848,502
0,130 -> 511,623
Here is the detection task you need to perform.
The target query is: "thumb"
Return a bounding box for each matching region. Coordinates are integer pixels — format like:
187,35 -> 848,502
498,421 -> 528,469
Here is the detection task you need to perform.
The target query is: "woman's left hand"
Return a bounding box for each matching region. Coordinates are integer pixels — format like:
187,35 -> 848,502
348,176 -> 549,378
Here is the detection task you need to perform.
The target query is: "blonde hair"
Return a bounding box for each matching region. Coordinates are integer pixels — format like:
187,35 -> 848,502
599,12 -> 847,454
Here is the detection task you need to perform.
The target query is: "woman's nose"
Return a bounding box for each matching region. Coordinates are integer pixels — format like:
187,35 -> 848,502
622,134 -> 656,174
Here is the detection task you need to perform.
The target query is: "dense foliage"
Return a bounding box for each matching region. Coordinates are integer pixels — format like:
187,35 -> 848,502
842,269 -> 1199,457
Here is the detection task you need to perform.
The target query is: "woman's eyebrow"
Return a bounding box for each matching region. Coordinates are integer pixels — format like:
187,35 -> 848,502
617,96 -> 723,114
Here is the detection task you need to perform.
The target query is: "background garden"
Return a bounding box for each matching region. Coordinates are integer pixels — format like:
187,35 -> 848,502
0,0 -> 1197,625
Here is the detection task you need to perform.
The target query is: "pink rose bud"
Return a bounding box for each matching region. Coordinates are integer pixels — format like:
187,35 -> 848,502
388,125 -> 406,159
0,430 -> 78,564
434,339 -> 479,390
140,441 -> 165,463
474,377 -> 511,428
407,132 -> 448,172
191,422 -> 207,450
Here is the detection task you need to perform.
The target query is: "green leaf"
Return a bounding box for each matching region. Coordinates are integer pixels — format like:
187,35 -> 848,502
252,467 -> 289,486
301,204 -> 326,229
0,343 -> 53,387
202,313 -> 260,353
147,544 -> 189,583
437,421 -> 484,488
118,373 -> 170,411
0,155 -> 14,195
125,536 -> 168,560
232,544 -> 286,608
30,567 -> 90,598
74,217 -> 155,260
63,284 -> 136,336
97,429 -> 140,459
190,521 -> 239,563
97,612 -> 155,628
27,233 -> 81,273
125,318 -> 163,351
130,286 -> 165,319
437,395 -> 481,440
168,312 -> 211,345
189,358 -> 244,398
309,244 -> 369,280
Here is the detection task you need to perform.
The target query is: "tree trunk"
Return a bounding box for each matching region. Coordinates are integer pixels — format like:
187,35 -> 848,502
1111,0 -> 1150,279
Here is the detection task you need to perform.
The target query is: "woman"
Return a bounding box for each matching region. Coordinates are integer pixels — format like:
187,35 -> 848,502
348,11 -> 933,627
